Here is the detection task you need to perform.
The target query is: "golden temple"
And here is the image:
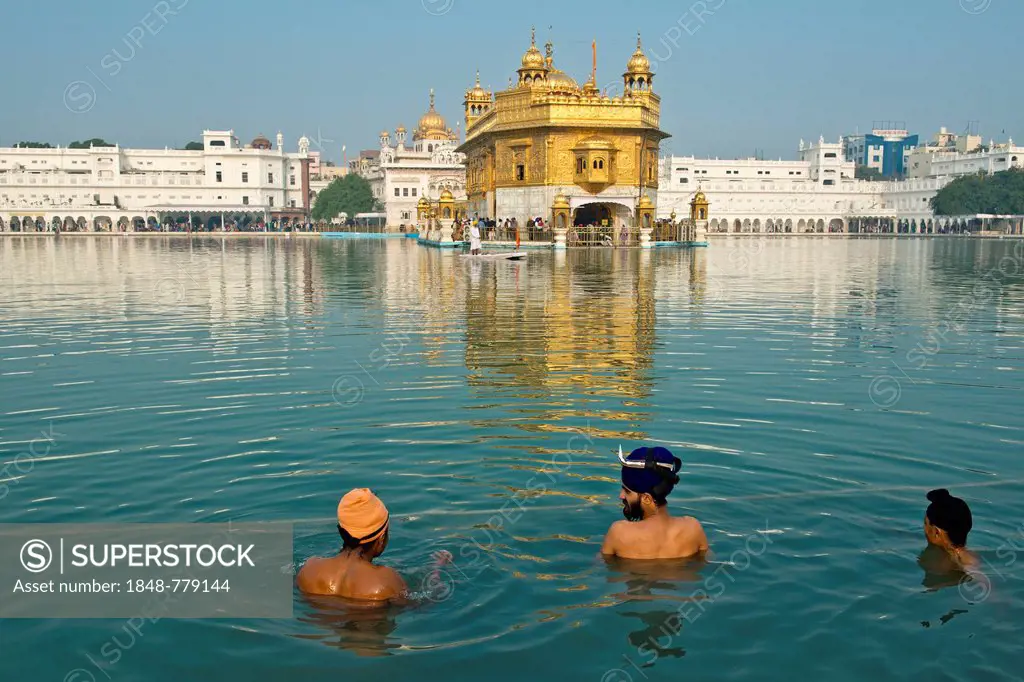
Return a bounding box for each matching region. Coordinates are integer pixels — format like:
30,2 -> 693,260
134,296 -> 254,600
456,29 -> 669,229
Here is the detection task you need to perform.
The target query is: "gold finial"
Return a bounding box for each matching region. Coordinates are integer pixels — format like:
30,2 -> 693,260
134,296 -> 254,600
429,88 -> 435,109
637,31 -> 642,48
475,70 -> 481,86
531,26 -> 536,46
545,40 -> 553,59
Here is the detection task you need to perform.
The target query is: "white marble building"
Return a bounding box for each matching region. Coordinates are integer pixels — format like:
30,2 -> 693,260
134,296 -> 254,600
908,139 -> 1022,179
357,91 -> 467,229
658,137 -> 886,232
658,136 -> 1024,234
0,131 -> 315,231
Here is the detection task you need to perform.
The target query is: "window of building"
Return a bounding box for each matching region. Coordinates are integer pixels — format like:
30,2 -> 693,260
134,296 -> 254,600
394,187 -> 400,197
757,171 -> 763,175
765,171 -> 770,175
290,200 -> 296,208
290,175 -> 296,186
516,165 -> 525,181
242,196 -> 249,205
268,172 -> 274,183
872,155 -> 880,162
269,196 -> 274,207
209,140 -> 225,147
216,171 -> 222,182
679,178 -> 689,183
403,188 -> 409,196
823,179 -> 835,186
242,172 -> 249,183
825,152 -> 837,158
412,188 -> 417,197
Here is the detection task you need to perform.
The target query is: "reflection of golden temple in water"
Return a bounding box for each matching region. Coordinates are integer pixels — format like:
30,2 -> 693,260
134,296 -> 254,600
0,237 -> 327,323
369,241 -> 714,419
461,250 -> 658,402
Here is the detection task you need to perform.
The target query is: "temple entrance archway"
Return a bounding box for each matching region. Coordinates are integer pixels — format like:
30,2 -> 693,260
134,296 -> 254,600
573,202 -> 627,227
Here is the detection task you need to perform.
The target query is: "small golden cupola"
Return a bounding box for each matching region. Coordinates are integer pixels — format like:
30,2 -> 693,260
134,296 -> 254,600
464,70 -> 493,129
623,32 -> 654,94
518,27 -> 548,85
690,188 -> 710,222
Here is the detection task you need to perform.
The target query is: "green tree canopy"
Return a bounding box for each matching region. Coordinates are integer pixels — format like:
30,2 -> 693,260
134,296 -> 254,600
855,166 -> 883,181
930,168 -> 1024,215
68,138 -> 115,149
311,174 -> 380,221
15,141 -> 53,148
184,141 -> 204,150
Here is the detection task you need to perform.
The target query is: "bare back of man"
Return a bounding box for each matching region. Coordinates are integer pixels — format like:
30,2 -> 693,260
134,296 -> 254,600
298,553 -> 407,602
602,514 -> 708,560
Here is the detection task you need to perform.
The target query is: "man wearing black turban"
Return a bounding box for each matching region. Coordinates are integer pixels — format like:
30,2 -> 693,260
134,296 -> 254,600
600,446 -> 708,560
924,488 -> 977,568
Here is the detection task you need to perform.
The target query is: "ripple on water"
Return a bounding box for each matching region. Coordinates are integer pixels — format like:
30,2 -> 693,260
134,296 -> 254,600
0,237 -> 1022,680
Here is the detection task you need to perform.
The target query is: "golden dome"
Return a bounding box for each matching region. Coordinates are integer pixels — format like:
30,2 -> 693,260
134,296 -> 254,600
692,191 -> 707,203
417,90 -> 448,134
396,125 -> 407,133
553,191 -> 570,208
439,188 -> 454,201
417,197 -> 429,207
521,27 -> 545,69
638,194 -> 654,208
627,33 -> 651,73
466,71 -> 490,100
545,68 -> 579,91
379,130 -> 389,137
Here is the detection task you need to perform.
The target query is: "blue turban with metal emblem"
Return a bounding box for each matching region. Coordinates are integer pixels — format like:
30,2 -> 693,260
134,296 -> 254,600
620,446 -> 681,496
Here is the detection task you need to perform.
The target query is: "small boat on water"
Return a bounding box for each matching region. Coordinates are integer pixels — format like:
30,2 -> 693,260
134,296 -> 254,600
460,252 -> 527,261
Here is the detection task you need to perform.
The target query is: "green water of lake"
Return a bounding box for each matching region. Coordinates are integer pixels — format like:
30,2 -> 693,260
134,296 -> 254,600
1,236 -> 1022,681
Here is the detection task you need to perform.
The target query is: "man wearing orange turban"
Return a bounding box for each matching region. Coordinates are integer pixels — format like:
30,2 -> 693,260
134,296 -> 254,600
297,488 -> 407,601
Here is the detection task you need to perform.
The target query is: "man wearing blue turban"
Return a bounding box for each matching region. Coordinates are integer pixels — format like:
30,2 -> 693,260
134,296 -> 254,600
600,445 -> 709,560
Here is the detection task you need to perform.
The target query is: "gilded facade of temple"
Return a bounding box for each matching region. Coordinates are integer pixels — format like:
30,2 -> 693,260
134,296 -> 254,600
456,30 -> 669,229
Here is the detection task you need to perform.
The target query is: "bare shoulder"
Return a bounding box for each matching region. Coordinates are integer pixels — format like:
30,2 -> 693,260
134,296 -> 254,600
371,564 -> 408,599
608,520 -> 631,537
296,557 -> 328,593
675,516 -> 709,550
600,520 -> 630,555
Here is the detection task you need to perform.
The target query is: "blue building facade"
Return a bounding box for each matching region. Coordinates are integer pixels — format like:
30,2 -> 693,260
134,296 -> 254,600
862,133 -> 918,177
844,130 -> 919,178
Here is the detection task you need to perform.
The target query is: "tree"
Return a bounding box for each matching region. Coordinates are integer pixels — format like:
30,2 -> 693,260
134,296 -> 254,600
68,138 -> 115,149
15,141 -> 53,148
855,166 -> 884,181
184,141 -> 203,150
931,168 -> 1024,215
311,174 -> 380,221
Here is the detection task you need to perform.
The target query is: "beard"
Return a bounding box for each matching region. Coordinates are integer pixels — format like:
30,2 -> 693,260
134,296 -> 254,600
622,498 -> 644,522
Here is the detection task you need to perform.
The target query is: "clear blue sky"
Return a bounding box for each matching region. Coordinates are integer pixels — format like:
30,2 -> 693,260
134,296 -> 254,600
2,0 -> 1020,163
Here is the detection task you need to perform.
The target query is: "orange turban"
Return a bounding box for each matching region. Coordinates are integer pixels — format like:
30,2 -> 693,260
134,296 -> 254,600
337,488 -> 389,544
